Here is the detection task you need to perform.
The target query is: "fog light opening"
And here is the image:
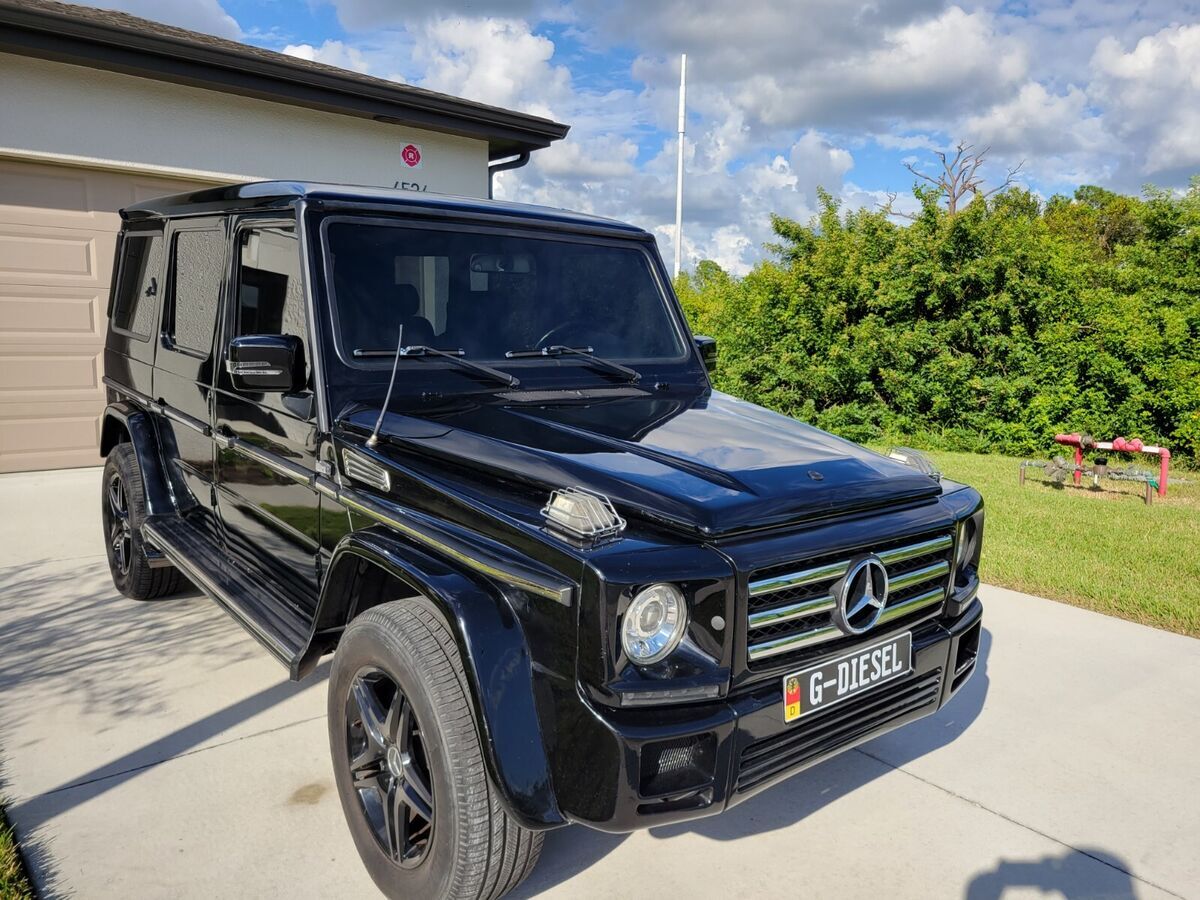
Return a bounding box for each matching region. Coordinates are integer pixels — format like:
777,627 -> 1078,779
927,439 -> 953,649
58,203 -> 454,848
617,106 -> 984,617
952,621 -> 982,691
639,734 -> 717,798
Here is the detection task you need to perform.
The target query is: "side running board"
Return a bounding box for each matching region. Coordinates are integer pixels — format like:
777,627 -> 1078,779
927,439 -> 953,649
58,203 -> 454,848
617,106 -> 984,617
142,515 -> 313,678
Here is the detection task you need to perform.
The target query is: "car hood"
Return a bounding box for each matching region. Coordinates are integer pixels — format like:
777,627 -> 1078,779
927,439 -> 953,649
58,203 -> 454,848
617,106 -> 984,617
344,389 -> 942,537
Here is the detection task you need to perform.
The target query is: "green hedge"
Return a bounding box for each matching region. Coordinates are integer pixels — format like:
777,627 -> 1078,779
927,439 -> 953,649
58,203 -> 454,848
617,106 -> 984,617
676,182 -> 1200,464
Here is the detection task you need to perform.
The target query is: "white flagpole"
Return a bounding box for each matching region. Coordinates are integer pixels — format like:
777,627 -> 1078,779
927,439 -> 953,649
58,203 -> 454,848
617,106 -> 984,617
673,52 -> 687,279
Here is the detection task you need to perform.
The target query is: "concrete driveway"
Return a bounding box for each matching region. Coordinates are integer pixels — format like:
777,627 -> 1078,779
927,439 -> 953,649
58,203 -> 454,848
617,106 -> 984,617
1,467 -> 1197,899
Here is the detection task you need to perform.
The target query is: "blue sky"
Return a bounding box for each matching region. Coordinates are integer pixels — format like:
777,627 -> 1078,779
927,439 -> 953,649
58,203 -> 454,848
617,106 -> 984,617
86,0 -> 1200,272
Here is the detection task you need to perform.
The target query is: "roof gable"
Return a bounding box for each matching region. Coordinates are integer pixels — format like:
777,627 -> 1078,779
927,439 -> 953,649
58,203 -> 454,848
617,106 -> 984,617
0,0 -> 569,160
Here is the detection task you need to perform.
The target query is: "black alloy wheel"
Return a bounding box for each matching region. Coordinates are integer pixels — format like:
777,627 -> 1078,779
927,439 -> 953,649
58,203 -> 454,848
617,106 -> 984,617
345,667 -> 436,868
105,472 -> 133,577
100,443 -> 186,600
328,600 -> 544,900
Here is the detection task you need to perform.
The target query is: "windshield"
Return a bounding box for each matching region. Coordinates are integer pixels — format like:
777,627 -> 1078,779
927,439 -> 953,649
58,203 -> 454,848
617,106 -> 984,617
323,219 -> 688,366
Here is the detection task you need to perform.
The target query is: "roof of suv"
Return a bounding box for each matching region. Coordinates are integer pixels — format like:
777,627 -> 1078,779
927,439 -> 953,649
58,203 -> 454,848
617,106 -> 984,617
121,181 -> 649,237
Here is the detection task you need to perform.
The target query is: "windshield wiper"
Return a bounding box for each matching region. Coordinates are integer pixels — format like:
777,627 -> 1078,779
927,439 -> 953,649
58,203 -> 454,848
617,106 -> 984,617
504,345 -> 640,383
354,345 -> 519,388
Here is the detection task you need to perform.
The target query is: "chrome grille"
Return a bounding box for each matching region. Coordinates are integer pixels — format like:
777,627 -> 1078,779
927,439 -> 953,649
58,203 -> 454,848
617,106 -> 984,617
745,533 -> 953,669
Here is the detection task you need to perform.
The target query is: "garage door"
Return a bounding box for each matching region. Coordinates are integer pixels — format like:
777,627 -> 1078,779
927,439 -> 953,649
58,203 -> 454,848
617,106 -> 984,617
0,160 -> 212,473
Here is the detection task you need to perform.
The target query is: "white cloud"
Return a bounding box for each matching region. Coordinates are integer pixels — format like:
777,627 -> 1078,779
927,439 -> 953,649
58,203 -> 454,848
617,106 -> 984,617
628,5 -> 1025,138
959,81 -> 1114,186
533,135 -> 639,180
596,0 -> 948,84
1090,24 -> 1200,178
412,18 -> 571,115
787,132 -> 855,205
283,40 -> 372,74
505,128 -> 860,276
733,6 -> 1027,130
965,83 -> 1105,156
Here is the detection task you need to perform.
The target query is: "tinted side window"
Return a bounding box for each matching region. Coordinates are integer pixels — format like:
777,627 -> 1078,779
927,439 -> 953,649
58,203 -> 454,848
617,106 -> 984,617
236,227 -> 305,336
235,225 -> 307,382
111,233 -> 163,340
168,230 -> 224,355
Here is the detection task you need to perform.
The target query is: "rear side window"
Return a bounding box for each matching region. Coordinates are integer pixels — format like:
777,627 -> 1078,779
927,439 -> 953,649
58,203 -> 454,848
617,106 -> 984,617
110,232 -> 163,340
167,229 -> 224,355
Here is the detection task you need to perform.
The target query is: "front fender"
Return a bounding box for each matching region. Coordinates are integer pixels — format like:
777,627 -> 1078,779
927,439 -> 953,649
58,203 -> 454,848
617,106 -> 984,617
100,403 -> 174,517
312,528 -> 565,830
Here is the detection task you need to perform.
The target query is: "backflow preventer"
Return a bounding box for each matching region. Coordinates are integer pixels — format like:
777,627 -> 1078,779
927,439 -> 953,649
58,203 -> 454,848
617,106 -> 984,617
1019,432 -> 1180,505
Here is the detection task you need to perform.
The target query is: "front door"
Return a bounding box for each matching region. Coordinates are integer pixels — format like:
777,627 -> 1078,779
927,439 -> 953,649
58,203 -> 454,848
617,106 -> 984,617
213,218 -> 321,611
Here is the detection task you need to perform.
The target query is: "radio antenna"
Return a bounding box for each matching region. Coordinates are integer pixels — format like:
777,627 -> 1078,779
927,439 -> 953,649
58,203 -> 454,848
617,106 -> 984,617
366,323 -> 403,449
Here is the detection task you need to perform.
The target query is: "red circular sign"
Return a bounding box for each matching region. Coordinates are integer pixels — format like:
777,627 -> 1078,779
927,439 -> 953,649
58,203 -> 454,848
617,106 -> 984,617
401,144 -> 422,167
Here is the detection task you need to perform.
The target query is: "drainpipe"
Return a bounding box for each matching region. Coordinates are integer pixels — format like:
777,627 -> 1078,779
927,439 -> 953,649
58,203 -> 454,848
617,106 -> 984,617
488,152 -> 531,199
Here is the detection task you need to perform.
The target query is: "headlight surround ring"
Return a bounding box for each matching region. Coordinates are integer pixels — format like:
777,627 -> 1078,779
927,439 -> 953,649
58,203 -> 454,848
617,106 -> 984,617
955,510 -> 984,587
621,583 -> 688,665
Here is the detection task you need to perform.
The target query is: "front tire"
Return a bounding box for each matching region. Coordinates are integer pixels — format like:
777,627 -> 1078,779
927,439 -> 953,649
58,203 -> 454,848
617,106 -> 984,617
101,443 -> 185,600
329,600 -> 543,900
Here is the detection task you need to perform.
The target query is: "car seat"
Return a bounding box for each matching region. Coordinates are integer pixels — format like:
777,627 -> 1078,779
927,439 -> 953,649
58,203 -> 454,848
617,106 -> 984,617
392,284 -> 435,347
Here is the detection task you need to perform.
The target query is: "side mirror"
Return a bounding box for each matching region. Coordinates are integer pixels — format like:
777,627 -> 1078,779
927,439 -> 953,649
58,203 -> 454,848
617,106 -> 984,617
225,334 -> 305,393
694,335 -> 718,374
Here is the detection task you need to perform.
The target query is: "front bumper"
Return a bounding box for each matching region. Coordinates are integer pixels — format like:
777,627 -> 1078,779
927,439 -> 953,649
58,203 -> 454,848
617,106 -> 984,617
558,596 -> 983,832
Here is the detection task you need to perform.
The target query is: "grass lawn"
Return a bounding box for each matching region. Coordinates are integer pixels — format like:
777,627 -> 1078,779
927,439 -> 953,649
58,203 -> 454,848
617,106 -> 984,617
0,807 -> 32,900
921,449 -> 1200,636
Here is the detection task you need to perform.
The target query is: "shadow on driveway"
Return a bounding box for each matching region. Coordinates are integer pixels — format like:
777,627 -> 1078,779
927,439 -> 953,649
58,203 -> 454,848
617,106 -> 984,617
964,847 -> 1139,899
0,559 -> 256,734
5,656 -> 329,899
0,559 -> 319,897
10,661 -> 330,829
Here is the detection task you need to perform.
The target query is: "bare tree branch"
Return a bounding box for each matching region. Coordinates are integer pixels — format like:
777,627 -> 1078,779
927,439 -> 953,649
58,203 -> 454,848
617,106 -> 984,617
877,191 -> 917,221
901,143 -> 1023,214
903,161 -> 941,188
980,159 -> 1025,199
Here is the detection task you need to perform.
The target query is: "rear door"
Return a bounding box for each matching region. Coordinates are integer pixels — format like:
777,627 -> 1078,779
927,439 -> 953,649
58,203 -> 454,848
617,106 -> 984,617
105,223 -> 165,404
213,217 -> 321,609
152,218 -> 227,529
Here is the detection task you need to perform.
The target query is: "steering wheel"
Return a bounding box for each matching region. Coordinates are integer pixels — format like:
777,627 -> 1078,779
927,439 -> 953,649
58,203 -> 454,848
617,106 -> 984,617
536,320 -> 620,352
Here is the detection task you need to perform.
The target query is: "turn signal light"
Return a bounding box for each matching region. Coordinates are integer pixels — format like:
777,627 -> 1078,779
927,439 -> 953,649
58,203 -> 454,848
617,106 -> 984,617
541,487 -> 625,540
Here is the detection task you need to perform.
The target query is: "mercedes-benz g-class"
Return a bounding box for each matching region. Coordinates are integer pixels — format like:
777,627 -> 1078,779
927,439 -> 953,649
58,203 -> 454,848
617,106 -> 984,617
99,182 -> 984,899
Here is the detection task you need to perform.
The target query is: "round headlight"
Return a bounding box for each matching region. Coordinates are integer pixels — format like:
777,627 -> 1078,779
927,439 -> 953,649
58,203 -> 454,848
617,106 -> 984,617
621,583 -> 687,665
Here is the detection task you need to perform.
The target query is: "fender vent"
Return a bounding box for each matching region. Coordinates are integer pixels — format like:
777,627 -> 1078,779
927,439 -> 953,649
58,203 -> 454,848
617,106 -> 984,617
342,449 -> 391,492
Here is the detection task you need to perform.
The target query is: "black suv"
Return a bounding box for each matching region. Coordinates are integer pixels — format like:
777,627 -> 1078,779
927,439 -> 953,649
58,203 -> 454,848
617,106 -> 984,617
99,182 -> 984,899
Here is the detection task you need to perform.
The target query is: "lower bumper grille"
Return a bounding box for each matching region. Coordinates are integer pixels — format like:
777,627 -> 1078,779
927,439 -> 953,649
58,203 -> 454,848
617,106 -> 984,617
736,668 -> 943,793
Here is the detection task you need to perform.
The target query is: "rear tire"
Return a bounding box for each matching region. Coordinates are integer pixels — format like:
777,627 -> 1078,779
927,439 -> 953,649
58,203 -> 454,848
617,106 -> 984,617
328,600 -> 544,900
101,443 -> 185,600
